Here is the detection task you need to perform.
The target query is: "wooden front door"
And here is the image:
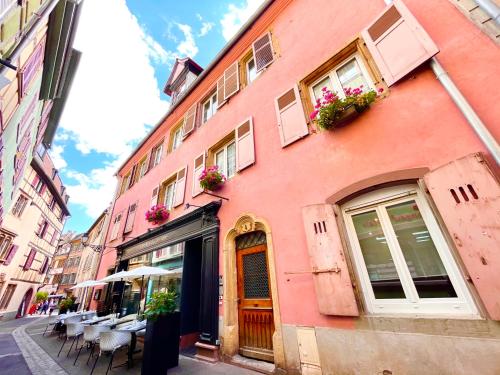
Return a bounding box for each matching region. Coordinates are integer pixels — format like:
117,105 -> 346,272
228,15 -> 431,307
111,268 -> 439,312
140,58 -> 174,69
236,231 -> 274,362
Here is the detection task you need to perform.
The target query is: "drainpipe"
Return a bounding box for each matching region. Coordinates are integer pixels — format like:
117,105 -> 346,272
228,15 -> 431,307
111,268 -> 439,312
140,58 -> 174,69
476,0 -> 500,24
430,57 -> 500,165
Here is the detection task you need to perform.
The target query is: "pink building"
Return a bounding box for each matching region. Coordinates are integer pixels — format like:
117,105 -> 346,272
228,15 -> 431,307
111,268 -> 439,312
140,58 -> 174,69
92,0 -> 500,373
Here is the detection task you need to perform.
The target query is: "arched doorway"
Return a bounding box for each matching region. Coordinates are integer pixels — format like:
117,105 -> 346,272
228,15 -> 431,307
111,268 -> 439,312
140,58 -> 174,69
17,288 -> 33,318
222,214 -> 285,369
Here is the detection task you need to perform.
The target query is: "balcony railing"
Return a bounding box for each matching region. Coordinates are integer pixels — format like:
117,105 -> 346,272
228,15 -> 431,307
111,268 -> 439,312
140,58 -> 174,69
0,0 -> 16,22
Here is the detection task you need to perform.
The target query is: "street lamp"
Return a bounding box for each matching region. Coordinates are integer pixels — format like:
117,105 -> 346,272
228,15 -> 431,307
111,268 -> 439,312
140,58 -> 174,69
81,233 -> 103,252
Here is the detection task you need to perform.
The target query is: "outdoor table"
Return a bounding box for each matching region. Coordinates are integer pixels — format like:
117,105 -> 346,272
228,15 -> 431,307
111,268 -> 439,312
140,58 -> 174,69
81,316 -> 111,325
115,320 -> 147,368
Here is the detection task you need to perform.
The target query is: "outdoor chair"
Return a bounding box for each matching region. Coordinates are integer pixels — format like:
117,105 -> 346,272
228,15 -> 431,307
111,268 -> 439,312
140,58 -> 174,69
90,331 -> 131,375
42,315 -> 58,336
58,322 -> 84,357
82,311 -> 97,320
73,324 -> 111,366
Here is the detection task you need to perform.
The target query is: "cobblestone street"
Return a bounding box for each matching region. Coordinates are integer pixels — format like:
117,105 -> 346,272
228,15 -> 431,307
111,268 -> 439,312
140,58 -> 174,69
0,317 -> 260,375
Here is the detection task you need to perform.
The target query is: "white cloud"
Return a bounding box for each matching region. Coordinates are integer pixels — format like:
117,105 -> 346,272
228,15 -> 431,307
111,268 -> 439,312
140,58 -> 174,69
60,0 -> 170,157
57,0 -> 171,219
49,145 -> 67,170
220,0 -> 266,41
176,23 -> 198,57
198,22 -> 214,37
64,159 -> 124,218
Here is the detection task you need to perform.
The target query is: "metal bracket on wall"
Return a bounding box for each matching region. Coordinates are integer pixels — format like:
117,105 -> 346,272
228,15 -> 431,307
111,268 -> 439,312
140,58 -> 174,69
202,190 -> 229,201
284,265 -> 341,275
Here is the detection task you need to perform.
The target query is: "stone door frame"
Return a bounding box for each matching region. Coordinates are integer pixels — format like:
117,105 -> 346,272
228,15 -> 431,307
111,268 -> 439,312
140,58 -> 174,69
222,213 -> 285,368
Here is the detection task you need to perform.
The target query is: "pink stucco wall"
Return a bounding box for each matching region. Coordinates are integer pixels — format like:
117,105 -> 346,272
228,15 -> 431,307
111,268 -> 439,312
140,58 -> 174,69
93,0 -> 499,326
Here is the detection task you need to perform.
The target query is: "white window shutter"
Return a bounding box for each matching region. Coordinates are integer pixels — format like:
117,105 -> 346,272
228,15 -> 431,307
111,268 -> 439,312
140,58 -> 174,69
192,153 -> 205,197
302,204 -> 359,316
235,117 -> 255,171
252,32 -> 274,73
150,186 -> 159,208
182,104 -> 197,137
223,61 -> 239,100
173,166 -> 187,207
274,85 -> 309,147
123,202 -> 137,233
424,153 -> 500,320
361,0 -> 439,86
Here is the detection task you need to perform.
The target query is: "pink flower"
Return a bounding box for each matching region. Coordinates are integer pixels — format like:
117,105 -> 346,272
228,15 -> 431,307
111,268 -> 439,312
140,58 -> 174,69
377,87 -> 384,93
310,110 -> 319,120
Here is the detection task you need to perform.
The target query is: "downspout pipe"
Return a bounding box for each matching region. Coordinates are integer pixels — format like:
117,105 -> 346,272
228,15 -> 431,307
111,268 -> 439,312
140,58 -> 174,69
430,57 -> 500,165
476,0 -> 500,24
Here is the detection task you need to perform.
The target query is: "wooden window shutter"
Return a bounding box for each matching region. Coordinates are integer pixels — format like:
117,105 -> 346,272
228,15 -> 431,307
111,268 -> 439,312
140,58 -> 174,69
20,40 -> 45,96
223,61 -> 239,100
150,186 -> 159,208
4,245 -> 18,266
128,165 -> 137,188
216,75 -> 226,108
361,0 -> 439,86
423,153 -> 500,320
274,85 -> 309,147
24,249 -> 36,271
124,202 -> 138,233
252,32 -> 274,73
173,166 -> 187,207
192,153 -> 205,197
301,204 -> 359,316
235,117 -> 255,171
182,104 -> 197,137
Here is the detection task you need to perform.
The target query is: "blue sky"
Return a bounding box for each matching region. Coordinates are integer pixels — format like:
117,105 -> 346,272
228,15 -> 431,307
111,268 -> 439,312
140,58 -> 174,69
51,0 -> 265,234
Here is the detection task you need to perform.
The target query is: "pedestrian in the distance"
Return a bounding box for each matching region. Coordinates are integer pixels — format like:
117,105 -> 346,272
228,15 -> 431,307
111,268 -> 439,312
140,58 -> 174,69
48,300 -> 57,316
41,300 -> 49,315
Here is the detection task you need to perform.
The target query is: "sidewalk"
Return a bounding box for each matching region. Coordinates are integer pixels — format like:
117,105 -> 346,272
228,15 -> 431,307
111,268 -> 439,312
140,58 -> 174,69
5,317 -> 261,375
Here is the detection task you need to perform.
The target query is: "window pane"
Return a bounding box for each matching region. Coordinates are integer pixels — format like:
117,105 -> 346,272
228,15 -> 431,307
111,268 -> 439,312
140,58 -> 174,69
203,101 -> 211,123
247,58 -> 257,83
352,210 -> 406,299
312,76 -> 333,101
215,150 -> 225,175
211,94 -> 217,115
227,142 -> 236,177
336,59 -> 369,92
165,183 -> 175,210
386,201 -> 457,298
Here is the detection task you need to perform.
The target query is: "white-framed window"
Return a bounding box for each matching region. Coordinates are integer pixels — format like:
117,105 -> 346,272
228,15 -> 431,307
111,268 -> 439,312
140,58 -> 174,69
342,184 -> 478,317
215,141 -> 236,179
151,143 -> 163,168
163,181 -> 176,210
171,127 -> 183,151
246,57 -> 260,84
310,54 -> 374,103
139,158 -> 148,178
202,92 -> 218,124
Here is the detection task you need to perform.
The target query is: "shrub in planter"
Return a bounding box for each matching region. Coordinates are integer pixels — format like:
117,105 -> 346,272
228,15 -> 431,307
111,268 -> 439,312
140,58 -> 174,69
310,86 -> 383,130
145,204 -> 169,225
142,290 -> 180,375
199,166 -> 226,191
58,297 -> 74,314
35,291 -> 48,302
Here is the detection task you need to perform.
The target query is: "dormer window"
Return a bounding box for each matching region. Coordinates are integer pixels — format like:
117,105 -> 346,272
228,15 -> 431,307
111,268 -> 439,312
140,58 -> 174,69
164,57 -> 204,102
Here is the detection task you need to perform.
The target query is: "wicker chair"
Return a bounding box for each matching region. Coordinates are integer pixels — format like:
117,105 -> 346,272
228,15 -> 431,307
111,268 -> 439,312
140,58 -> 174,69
90,331 -> 131,375
73,324 -> 111,366
58,322 -> 84,357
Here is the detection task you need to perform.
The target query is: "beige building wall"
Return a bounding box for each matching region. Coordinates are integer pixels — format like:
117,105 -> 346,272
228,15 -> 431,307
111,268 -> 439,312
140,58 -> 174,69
0,165 -> 65,320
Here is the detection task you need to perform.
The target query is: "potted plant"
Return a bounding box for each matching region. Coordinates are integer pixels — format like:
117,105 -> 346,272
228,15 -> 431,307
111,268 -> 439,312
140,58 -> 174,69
199,165 -> 226,191
145,204 -> 169,225
58,297 -> 74,314
141,290 -> 180,375
35,291 -> 48,303
310,85 -> 383,130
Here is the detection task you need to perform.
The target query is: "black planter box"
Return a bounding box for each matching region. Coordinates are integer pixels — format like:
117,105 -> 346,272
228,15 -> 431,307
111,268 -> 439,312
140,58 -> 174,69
141,312 -> 181,375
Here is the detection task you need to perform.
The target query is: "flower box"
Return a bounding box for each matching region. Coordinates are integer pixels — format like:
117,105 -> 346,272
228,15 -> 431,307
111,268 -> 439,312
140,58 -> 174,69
310,86 -> 383,131
145,204 -> 169,225
199,166 -> 226,191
